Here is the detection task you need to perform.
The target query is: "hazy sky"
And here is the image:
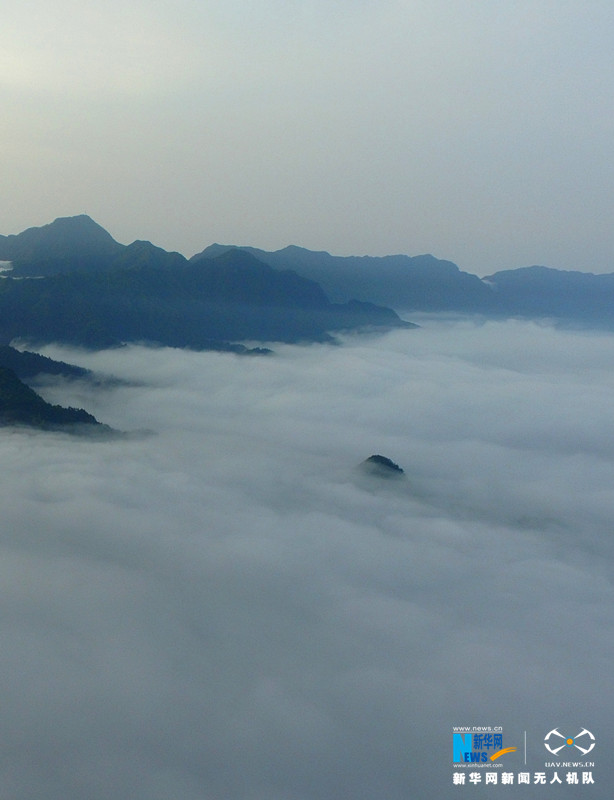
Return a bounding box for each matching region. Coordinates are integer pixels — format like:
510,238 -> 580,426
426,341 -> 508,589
2,321 -> 612,797
2,0 -> 614,274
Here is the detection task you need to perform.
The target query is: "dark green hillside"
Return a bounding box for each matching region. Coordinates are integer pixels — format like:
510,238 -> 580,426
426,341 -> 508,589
0,248 -> 412,349
0,345 -> 89,380
0,367 -> 106,431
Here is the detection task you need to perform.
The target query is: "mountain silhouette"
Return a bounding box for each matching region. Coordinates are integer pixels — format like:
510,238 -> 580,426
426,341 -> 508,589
0,345 -> 89,380
4,215 -> 614,344
483,266 -> 614,326
0,220 -> 412,349
0,215 -> 124,276
193,244 -> 498,312
0,365 -> 107,432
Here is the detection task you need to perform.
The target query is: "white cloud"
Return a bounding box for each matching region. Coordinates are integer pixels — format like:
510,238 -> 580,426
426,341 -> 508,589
1,319 -> 612,797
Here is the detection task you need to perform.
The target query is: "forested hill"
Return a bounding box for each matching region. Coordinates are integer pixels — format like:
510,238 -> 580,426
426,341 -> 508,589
0,366 -> 106,432
0,345 -> 89,381
0,217 -> 412,349
4,215 -> 614,338
194,244 -> 497,312
194,244 -> 614,328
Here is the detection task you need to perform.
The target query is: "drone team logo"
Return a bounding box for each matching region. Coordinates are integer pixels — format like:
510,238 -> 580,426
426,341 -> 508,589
544,728 -> 595,757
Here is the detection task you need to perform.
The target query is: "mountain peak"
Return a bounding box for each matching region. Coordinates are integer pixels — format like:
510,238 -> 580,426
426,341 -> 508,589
24,214 -> 120,249
51,213 -> 100,226
0,215 -> 123,275
360,454 -> 405,477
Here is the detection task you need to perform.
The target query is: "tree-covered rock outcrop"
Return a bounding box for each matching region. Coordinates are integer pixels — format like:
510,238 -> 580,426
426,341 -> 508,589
0,345 -> 89,380
0,366 -> 107,432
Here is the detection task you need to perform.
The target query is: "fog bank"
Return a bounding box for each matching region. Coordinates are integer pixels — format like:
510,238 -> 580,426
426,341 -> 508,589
1,319 -> 612,798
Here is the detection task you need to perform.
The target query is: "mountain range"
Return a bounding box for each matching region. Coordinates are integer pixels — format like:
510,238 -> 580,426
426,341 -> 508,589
2,214 -> 613,429
196,243 -> 498,312
197,244 -> 614,326
3,215 -> 613,341
0,216 -> 412,350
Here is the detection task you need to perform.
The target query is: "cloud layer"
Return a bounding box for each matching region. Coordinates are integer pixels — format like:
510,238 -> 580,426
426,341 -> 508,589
1,319 -> 613,797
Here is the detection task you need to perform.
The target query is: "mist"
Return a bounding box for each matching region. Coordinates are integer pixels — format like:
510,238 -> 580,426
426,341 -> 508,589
1,319 -> 612,798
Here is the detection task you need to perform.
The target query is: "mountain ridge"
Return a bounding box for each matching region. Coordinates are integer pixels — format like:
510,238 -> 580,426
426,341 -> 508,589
191,243 -> 496,311
3,214 -> 614,431
0,365 -> 108,432
0,218 -> 413,350
4,215 -> 614,334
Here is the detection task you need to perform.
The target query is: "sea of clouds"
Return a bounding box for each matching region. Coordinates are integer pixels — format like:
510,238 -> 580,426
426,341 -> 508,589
1,318 -> 613,798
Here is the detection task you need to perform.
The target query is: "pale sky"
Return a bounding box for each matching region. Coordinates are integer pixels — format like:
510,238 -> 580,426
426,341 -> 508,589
3,0 -> 614,274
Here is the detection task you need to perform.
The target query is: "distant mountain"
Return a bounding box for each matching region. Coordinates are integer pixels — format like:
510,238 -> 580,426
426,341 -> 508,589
484,266 -> 614,326
6,215 -> 614,345
0,225 -> 412,349
0,216 -> 191,279
0,215 -> 124,276
0,366 -> 107,432
196,244 -> 614,329
193,244 -> 498,312
109,239 -> 187,272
